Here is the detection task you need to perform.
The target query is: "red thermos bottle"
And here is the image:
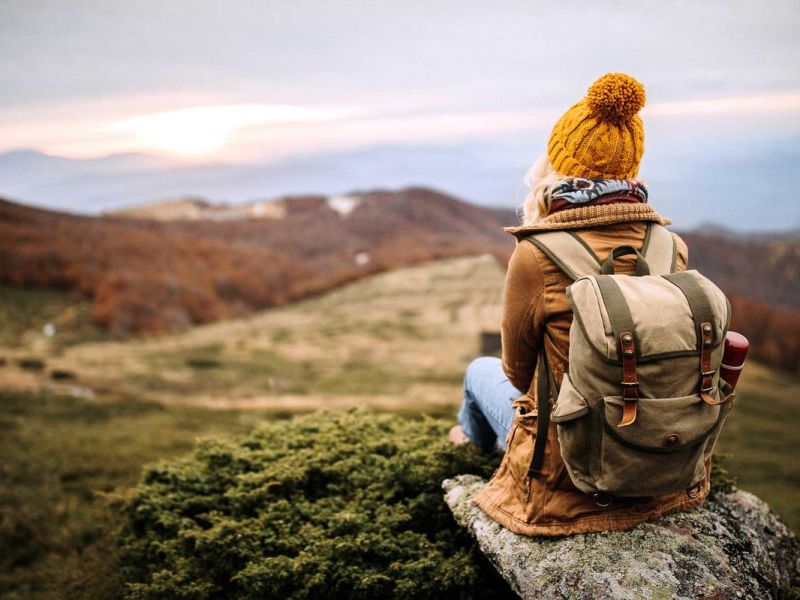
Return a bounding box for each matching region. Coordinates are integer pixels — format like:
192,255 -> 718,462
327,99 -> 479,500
720,332 -> 749,392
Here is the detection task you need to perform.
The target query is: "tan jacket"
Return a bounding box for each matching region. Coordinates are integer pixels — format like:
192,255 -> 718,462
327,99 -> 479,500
474,202 -> 712,536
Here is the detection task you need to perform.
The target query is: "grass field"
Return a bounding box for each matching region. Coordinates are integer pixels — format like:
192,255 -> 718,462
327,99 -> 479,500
713,361 -> 800,528
0,256 -> 798,598
0,390 -> 281,599
0,255 -> 503,411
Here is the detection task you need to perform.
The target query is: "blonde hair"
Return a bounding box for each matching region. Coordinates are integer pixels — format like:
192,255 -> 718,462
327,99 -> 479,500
520,153 -> 648,226
520,153 -> 569,226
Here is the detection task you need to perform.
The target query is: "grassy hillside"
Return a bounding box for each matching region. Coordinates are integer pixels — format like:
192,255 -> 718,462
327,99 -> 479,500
0,256 -> 798,598
0,255 -> 504,411
714,361 -> 800,528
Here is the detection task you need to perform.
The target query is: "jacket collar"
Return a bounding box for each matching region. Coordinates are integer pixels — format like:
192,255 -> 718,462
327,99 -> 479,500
503,201 -> 672,241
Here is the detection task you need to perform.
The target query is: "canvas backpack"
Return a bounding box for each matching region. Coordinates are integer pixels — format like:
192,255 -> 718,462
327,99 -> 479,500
522,223 -> 734,501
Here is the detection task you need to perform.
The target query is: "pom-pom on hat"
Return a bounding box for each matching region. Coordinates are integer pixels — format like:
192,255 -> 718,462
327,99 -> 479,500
547,72 -> 646,179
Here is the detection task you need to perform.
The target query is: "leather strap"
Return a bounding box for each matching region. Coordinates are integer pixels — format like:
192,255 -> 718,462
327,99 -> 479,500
619,331 -> 639,427
528,347 -> 552,479
698,321 -> 722,403
595,276 -> 639,360
662,273 -> 721,397
595,276 -> 639,425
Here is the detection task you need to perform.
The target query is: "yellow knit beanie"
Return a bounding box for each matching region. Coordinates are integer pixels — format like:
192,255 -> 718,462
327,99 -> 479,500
547,72 -> 646,179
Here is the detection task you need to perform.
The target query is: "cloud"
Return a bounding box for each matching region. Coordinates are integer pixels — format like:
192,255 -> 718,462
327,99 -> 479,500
645,92 -> 800,118
1,1 -> 798,163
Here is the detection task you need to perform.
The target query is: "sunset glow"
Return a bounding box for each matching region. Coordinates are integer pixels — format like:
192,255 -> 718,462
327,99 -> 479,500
104,104 -> 345,158
3,90 -> 797,164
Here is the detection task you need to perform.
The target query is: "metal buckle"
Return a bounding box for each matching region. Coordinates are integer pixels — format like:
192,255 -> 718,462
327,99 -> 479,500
620,381 -> 639,387
700,376 -> 715,392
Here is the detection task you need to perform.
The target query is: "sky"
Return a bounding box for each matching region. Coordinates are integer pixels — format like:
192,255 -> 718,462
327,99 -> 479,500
1,1 -> 799,229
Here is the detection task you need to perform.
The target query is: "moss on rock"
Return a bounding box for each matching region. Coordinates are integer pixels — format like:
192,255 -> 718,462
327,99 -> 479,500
443,475 -> 799,599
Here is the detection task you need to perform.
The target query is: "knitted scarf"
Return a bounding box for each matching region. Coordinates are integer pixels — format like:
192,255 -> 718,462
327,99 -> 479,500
549,177 -> 648,210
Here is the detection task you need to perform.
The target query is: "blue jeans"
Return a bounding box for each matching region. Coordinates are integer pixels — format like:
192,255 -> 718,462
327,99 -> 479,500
458,356 -> 522,452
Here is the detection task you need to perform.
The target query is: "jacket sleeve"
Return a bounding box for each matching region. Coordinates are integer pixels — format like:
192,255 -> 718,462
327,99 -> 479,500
501,240 -> 546,394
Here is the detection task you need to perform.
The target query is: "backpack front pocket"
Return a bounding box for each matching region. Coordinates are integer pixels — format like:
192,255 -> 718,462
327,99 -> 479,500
597,391 -> 729,497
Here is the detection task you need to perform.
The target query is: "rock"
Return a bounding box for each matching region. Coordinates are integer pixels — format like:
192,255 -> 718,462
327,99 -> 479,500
443,475 -> 799,599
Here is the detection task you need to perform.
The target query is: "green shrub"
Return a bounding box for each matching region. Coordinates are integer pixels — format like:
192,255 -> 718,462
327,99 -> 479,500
117,409 -> 512,599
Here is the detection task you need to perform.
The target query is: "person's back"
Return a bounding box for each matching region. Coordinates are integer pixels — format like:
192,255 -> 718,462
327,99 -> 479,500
499,219 -> 689,397
453,73 -> 719,536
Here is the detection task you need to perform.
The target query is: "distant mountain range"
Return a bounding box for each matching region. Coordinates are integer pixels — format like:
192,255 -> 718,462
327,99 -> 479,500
0,188 -> 515,335
0,146 -> 520,216
105,196 -> 290,221
2,133 -> 799,232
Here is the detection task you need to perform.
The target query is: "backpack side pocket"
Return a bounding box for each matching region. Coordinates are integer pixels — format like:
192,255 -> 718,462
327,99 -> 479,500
551,373 -> 594,494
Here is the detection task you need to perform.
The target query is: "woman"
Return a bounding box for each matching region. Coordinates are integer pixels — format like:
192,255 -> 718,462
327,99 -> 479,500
451,73 -> 706,537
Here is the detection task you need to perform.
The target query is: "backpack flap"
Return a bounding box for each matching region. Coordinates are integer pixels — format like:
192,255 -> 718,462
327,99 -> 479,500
566,270 -> 729,363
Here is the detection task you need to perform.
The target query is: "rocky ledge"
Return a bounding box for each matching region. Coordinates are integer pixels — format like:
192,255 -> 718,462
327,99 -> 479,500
443,475 -> 798,599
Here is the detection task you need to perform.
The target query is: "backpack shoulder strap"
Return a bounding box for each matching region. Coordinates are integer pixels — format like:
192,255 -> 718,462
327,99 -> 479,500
523,231 -> 603,281
525,223 -> 678,279
641,223 -> 678,275
527,346 -> 557,479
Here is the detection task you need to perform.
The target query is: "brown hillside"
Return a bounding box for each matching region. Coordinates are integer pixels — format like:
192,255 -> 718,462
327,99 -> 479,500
1,191 -> 798,372
0,189 -> 515,335
728,296 -> 800,374
678,231 -> 800,311
672,231 -> 800,373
